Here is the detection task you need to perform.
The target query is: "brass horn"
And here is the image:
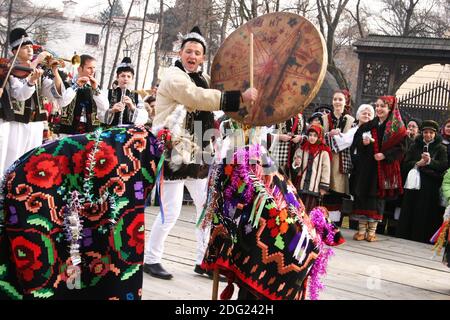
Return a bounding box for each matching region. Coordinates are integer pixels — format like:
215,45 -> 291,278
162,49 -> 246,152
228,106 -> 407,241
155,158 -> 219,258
71,54 -> 81,67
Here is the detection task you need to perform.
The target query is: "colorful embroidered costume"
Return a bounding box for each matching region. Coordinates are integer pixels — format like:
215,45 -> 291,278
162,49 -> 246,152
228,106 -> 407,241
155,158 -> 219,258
200,145 -> 344,300
0,125 -> 160,299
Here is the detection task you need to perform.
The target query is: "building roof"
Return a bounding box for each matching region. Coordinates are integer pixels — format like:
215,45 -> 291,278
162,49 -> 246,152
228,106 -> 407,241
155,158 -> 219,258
310,71 -> 339,105
353,34 -> 450,55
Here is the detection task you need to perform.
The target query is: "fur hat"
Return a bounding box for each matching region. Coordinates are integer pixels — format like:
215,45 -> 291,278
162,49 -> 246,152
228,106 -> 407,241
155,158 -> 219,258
10,28 -> 33,51
307,112 -> 324,126
179,26 -> 207,54
421,120 -> 439,132
407,118 -> 422,129
116,57 -> 134,76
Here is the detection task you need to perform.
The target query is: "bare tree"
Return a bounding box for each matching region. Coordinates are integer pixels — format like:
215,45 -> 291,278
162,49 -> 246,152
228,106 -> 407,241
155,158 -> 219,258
99,0 -> 120,88
220,0 -> 233,43
152,0 -> 164,87
0,0 -> 68,56
375,0 -> 448,37
135,0 -> 150,90
108,0 -> 136,89
344,0 -> 370,38
3,0 -> 13,57
281,0 -> 316,18
316,0 -> 351,89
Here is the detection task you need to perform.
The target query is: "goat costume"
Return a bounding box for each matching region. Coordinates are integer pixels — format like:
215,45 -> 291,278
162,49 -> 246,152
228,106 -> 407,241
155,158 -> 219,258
200,145 -> 344,300
0,126 -> 160,299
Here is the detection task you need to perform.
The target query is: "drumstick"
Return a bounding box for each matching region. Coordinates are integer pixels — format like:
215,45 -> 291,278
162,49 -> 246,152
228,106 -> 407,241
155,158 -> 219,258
249,32 -> 254,117
1,36 -> 25,91
250,32 -> 254,90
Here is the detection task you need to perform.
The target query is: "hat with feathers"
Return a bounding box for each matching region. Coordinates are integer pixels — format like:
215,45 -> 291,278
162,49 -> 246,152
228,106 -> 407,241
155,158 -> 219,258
178,26 -> 207,54
116,57 -> 134,75
10,28 -> 33,51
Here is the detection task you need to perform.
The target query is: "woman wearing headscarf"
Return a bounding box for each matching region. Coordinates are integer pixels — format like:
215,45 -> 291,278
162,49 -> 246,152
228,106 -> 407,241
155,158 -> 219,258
405,118 -> 421,149
321,90 -> 355,224
440,118 -> 450,168
292,124 -> 332,213
350,96 -> 407,242
383,117 -> 422,236
397,120 -> 447,243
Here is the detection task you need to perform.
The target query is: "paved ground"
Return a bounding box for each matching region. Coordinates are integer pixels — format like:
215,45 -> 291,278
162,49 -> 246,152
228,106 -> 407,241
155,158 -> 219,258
142,205 -> 450,300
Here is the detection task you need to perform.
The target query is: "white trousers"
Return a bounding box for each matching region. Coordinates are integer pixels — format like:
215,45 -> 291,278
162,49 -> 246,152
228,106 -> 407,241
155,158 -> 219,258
144,178 -> 209,265
0,119 -> 10,175
0,120 -> 44,175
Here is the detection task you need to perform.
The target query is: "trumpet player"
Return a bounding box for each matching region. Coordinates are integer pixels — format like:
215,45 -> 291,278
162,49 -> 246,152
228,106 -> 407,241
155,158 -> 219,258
104,57 -> 148,127
55,54 -> 109,137
0,28 -> 65,174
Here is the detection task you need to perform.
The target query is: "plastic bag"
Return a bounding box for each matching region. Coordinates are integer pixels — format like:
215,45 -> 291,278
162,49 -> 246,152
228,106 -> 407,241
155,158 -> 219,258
404,167 -> 421,190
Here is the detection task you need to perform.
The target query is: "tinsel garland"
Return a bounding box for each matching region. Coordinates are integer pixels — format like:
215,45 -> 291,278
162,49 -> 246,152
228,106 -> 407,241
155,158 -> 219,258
0,161 -> 19,235
61,128 -> 118,266
197,163 -> 222,229
307,207 -> 337,300
224,147 -> 256,204
83,129 -> 103,205
64,191 -> 83,266
431,205 -> 450,258
431,221 -> 449,258
202,145 -> 341,300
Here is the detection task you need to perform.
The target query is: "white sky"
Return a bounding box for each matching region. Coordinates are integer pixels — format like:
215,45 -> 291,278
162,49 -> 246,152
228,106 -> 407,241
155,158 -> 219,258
29,0 -> 163,19
32,0 -> 383,18
30,0 -> 444,32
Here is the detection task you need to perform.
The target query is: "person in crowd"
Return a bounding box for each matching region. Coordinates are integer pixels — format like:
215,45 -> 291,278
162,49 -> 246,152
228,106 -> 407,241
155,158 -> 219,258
144,95 -> 156,127
328,103 -> 375,230
307,111 -> 324,128
143,26 -> 257,280
0,28 -> 65,174
321,90 -> 355,225
268,113 -> 305,178
440,118 -> 450,167
405,118 -> 422,151
438,168 -> 450,268
397,120 -> 447,243
292,124 -> 331,212
383,117 -> 422,236
104,57 -> 148,127
55,54 -> 109,137
350,96 -> 407,242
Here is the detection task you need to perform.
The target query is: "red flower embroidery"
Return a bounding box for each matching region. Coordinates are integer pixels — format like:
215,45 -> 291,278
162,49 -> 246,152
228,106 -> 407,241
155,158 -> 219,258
224,165 -> 233,176
11,236 -> 43,282
127,214 -> 145,254
269,208 -> 278,217
90,259 -> 108,276
270,227 -> 280,238
73,141 -> 118,178
267,218 -> 277,229
24,153 -> 69,189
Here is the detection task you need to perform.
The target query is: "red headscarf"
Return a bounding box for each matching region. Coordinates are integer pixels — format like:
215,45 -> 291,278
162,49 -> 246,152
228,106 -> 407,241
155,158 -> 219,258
377,96 -> 407,152
301,124 -> 332,160
372,95 -> 407,198
441,118 -> 450,140
334,89 -> 352,115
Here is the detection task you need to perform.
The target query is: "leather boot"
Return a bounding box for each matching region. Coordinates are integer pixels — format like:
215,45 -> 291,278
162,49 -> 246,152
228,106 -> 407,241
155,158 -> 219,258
143,263 -> 173,280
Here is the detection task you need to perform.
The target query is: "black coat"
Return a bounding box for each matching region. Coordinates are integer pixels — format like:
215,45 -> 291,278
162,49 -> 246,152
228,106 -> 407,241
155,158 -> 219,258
397,135 -> 448,243
350,118 -> 405,199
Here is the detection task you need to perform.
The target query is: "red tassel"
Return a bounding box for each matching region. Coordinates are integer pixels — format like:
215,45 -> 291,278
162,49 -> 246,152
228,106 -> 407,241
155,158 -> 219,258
220,281 -> 235,300
372,127 -> 403,199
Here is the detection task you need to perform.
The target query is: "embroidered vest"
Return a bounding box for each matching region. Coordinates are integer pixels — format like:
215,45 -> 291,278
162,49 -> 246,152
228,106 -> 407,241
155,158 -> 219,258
107,88 -> 139,126
1,78 -> 48,123
59,87 -> 99,134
